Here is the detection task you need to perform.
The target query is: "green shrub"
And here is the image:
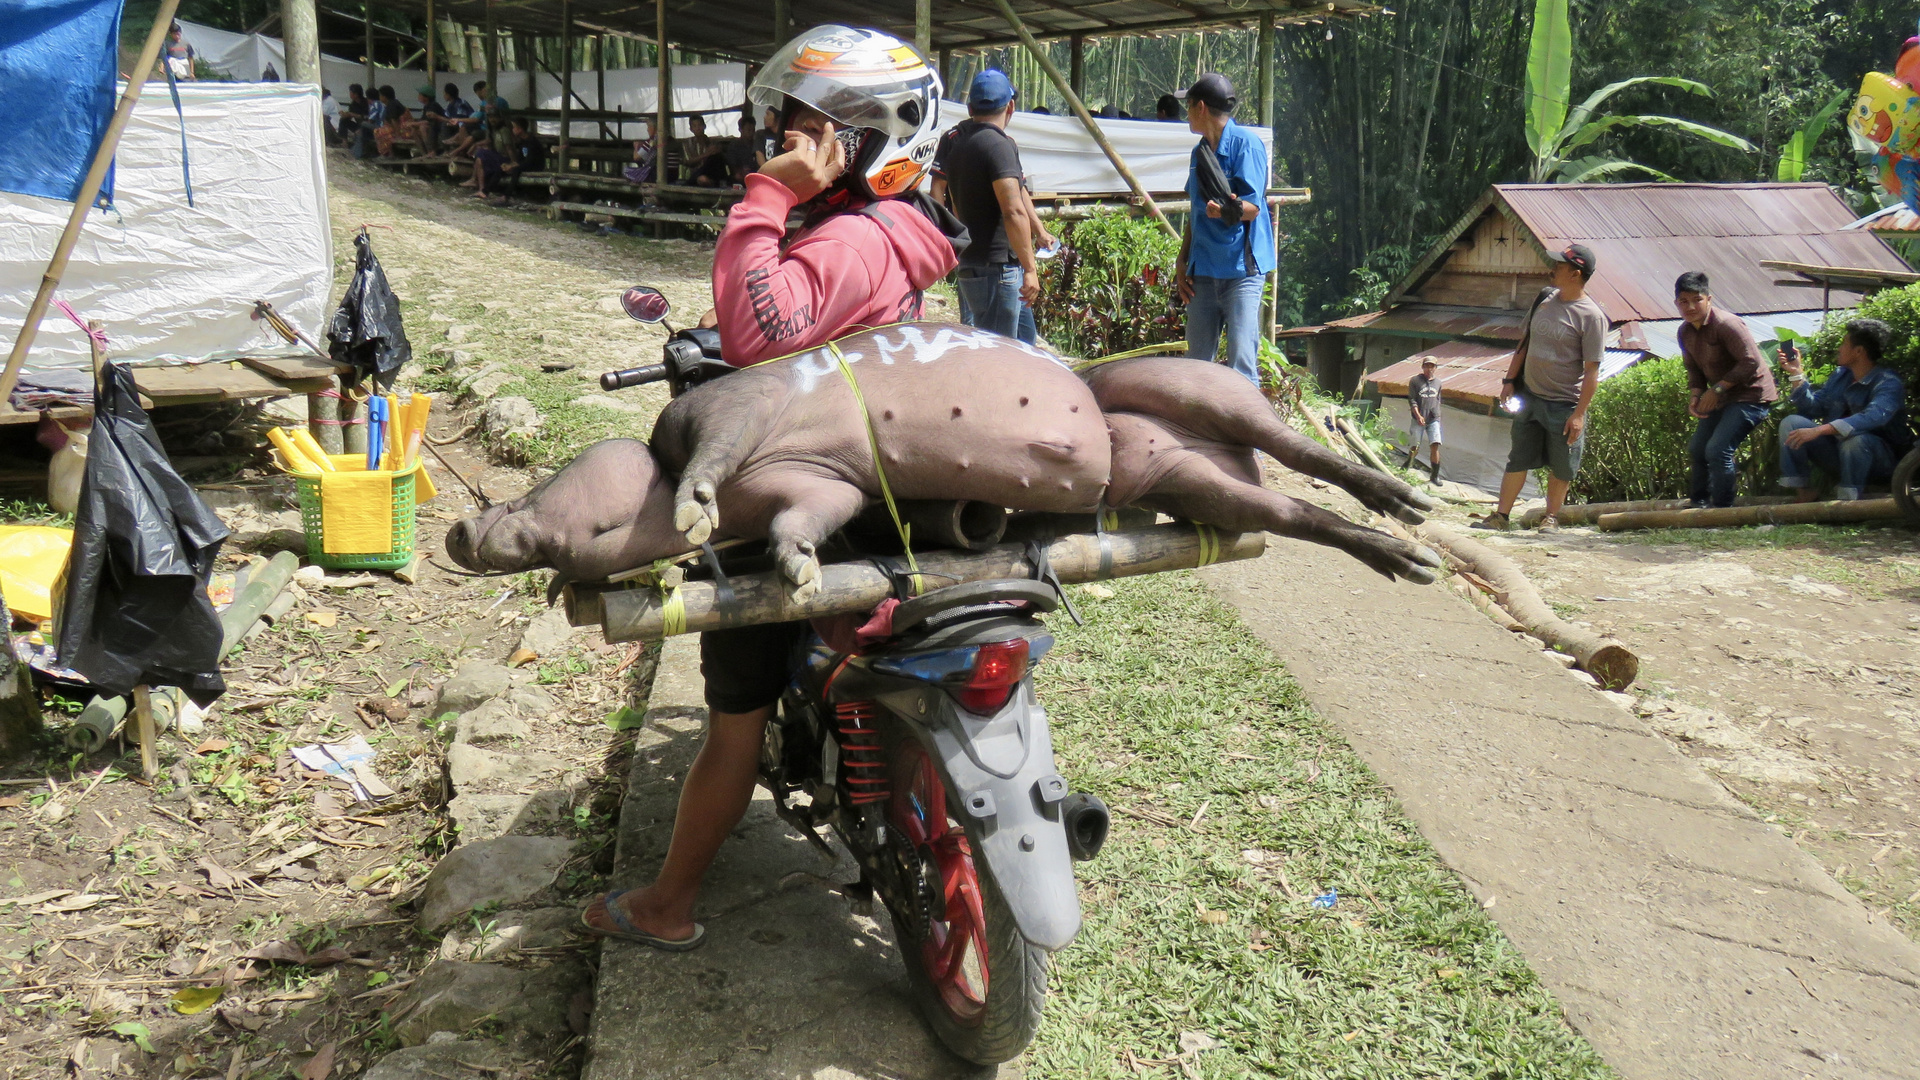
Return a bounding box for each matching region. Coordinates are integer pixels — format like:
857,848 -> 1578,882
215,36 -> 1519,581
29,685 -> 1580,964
1801,284 -> 1920,405
1570,356 -> 1699,503
1032,211 -> 1184,358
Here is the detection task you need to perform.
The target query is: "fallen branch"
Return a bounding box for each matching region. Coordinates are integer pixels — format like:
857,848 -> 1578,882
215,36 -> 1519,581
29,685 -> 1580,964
1447,573 -> 1526,634
1414,522 -> 1638,690
1596,498 -> 1901,532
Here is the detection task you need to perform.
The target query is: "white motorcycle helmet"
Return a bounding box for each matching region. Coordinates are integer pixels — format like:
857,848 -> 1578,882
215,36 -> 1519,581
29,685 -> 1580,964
749,25 -> 943,199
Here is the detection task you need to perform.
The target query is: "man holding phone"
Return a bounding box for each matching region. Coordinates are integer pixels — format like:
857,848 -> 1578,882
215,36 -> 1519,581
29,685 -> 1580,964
1777,318 -> 1912,502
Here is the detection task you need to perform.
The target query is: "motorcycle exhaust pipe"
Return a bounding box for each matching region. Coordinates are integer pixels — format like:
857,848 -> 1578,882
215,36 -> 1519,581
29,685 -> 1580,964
1061,792 -> 1110,862
898,500 -> 1008,551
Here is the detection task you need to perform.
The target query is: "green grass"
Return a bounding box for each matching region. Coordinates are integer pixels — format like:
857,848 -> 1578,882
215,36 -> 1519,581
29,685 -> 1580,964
1029,572 -> 1613,1079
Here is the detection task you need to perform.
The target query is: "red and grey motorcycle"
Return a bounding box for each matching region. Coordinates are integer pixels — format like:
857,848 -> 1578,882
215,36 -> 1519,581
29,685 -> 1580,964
602,287 -> 1111,1063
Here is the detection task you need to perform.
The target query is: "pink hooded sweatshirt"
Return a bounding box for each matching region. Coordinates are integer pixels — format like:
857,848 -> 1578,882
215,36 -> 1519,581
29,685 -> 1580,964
713,173 -> 959,366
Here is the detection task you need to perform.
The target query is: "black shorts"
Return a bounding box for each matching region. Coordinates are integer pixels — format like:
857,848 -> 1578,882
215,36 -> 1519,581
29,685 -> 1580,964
699,621 -> 808,714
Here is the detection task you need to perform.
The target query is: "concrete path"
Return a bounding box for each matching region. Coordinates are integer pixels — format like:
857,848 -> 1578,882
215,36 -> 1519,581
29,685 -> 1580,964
1203,536 -> 1920,1080
581,637 -> 1010,1080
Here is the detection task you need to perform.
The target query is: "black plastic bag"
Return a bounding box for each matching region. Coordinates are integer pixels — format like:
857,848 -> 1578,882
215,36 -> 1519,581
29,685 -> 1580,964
56,364 -> 228,705
328,230 -> 411,389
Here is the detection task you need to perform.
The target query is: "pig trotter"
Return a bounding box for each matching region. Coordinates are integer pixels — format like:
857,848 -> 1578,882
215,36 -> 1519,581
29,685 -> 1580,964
1339,466 -> 1438,526
780,540 -> 822,601
674,480 -> 720,545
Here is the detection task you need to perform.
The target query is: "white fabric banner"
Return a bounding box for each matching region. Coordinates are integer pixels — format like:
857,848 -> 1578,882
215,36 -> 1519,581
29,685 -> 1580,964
947,105 -> 1274,196
0,82 -> 332,374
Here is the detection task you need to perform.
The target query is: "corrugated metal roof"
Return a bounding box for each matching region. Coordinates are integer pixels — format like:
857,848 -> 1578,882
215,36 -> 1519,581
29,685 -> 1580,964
1492,183 -> 1905,322
1325,305 -> 1526,341
1635,310 -> 1839,359
375,0 -> 1384,59
1365,340 -> 1514,405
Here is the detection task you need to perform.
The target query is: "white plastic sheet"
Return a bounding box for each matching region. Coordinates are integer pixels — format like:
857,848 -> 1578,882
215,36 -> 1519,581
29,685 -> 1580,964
971,106 -> 1273,196
0,82 -> 331,374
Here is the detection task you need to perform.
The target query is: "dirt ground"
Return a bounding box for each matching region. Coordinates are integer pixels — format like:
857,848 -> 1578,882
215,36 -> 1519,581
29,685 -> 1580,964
1445,516 -> 1920,937
0,161 -> 725,1079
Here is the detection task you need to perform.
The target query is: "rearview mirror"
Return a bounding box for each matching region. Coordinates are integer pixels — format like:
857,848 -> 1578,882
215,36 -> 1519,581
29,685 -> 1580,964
621,286 -> 671,324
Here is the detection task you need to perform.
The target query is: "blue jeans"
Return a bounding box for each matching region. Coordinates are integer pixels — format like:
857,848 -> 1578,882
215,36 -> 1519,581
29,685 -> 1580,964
1687,402 -> 1770,507
955,263 -> 1024,339
1185,274 -> 1264,386
1777,414 -> 1898,500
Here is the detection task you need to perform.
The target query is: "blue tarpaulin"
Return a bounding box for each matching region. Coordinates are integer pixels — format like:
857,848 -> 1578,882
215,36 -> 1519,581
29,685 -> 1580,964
0,0 -> 123,204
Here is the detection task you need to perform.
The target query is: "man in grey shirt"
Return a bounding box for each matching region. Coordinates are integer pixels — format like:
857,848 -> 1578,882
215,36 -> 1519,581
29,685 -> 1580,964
1407,357 -> 1443,480
1476,243 -> 1607,531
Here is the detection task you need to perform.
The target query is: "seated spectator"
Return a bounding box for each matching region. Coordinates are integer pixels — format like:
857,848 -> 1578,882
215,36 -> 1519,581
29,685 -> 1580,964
372,86 -> 411,157
443,82 -> 475,125
696,116 -> 757,188
339,84 -> 369,142
684,114 -> 715,165
471,108 -> 520,200
1156,93 -> 1180,121
627,117 -> 659,183
350,85 -> 387,159
321,88 -> 341,144
402,85 -> 445,154
1778,317 -> 1913,501
449,97 -> 506,165
754,106 -> 779,169
1030,105 -> 1051,115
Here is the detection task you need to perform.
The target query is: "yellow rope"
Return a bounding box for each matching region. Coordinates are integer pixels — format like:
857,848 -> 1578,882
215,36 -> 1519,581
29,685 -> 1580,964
1195,524 -> 1219,567
825,340 -> 922,586
651,558 -> 687,636
1070,340 -> 1192,374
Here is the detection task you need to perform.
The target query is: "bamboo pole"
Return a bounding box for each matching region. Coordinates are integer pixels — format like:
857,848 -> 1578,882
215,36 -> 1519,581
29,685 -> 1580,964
0,0 -> 183,418
591,523 -> 1265,641
1258,11 -> 1277,341
1518,496 -> 1791,529
558,0 -> 574,173
363,3 -> 375,88
989,0 -> 1177,239
1597,498 -> 1902,532
596,35 -> 610,140
425,0 -> 436,87
915,0 -> 932,60
132,685 -> 157,782
1068,34 -> 1085,98
484,0 -> 497,99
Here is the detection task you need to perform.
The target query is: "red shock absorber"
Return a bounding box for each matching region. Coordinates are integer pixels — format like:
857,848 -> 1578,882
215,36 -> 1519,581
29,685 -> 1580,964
833,702 -> 890,805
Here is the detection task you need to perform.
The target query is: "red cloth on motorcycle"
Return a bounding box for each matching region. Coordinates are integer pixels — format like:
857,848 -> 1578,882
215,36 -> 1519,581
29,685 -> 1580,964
712,173 -> 960,366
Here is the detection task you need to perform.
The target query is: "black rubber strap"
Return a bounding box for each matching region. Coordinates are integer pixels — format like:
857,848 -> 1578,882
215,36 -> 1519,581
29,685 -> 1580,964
701,542 -> 736,612
1024,540 -> 1083,627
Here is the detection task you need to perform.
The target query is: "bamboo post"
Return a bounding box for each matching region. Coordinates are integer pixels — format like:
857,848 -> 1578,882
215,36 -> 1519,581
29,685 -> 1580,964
483,0 -> 497,99
656,0 -> 671,200
596,35 -> 610,140
1068,34 -> 1084,98
340,378 -> 366,455
915,0 -> 932,60
989,0 -> 1176,239
0,0 -> 182,417
1517,495 -> 1791,529
590,524 -> 1265,641
772,0 -> 790,47
310,387 -> 341,453
938,48 -> 952,92
558,0 -> 574,173
425,0 -> 436,88
1258,11 -> 1277,341
522,33 -> 535,111
363,3 -> 375,88
1596,498 -> 1902,532
131,685 -> 157,782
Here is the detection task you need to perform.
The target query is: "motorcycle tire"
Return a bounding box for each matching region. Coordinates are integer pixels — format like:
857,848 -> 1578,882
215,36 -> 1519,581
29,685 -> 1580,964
1895,447 -> 1920,525
887,743 -> 1047,1064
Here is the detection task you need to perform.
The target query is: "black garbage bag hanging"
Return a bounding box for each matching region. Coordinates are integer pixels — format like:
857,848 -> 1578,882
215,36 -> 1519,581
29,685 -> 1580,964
328,229 -> 412,390
56,364 -> 228,705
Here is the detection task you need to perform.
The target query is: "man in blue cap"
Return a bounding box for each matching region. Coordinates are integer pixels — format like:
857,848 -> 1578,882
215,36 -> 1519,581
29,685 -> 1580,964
930,69 -> 1040,341
1177,73 -> 1275,386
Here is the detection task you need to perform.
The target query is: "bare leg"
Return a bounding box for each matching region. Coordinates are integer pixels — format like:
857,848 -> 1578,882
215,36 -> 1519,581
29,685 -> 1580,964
1133,445 -> 1440,583
584,706 -> 771,942
1544,475 -> 1571,519
1493,470 -> 1528,516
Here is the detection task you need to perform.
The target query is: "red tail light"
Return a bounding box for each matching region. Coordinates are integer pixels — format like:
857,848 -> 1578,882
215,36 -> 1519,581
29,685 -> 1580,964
956,639 -> 1029,714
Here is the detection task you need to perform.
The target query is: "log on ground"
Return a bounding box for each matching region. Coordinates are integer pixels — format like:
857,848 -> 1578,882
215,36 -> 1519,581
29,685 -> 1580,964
595,523 -> 1265,642
1415,522 -> 1638,690
1520,495 -> 1791,529
1596,498 -> 1901,532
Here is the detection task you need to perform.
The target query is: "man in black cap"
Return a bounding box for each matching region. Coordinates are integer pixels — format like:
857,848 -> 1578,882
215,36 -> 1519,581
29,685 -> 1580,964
1476,243 -> 1608,532
931,69 -> 1040,341
1177,73 -> 1274,386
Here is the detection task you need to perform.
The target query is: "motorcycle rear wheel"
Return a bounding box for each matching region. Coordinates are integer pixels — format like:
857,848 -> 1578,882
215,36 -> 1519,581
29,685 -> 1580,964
888,743 -> 1048,1064
1894,446 -> 1920,524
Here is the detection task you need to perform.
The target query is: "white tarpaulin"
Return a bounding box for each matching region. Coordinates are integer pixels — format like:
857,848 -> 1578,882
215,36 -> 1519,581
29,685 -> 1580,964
969,107 -> 1273,196
1383,402 -> 1540,497
0,82 -> 331,374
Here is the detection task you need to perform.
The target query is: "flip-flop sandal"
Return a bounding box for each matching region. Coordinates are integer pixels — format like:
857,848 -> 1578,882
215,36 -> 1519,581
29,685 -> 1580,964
581,890 -> 706,952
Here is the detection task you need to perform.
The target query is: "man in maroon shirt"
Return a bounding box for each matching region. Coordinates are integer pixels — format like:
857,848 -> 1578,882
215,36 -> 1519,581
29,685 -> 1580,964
1676,271 -> 1778,508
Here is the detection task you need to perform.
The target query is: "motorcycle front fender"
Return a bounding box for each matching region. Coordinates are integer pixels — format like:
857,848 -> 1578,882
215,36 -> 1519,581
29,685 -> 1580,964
883,682 -> 1083,952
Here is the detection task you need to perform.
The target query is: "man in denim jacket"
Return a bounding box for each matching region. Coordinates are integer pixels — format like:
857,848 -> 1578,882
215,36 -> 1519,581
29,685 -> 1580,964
1777,318 -> 1913,501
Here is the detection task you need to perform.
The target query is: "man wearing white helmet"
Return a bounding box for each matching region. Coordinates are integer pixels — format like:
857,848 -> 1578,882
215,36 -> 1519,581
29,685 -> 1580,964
708,25 -> 964,366
581,26 -> 963,951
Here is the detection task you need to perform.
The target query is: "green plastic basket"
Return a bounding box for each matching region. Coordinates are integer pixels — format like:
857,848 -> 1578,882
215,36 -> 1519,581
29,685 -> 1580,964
294,470 -> 418,571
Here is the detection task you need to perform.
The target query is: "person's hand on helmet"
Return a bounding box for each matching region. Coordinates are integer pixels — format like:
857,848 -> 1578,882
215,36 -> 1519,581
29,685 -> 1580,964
762,119 -> 848,203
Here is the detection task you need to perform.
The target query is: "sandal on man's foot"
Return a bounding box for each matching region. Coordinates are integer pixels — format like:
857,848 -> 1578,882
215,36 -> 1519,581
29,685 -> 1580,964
1471,512 -> 1510,531
580,890 -> 705,951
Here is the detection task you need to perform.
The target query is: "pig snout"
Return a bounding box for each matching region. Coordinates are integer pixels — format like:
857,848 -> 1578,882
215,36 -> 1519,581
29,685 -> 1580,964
445,504 -> 547,573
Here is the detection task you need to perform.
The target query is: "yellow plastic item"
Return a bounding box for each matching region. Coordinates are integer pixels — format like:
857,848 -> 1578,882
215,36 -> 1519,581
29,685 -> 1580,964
318,467 -> 394,553
0,525 -> 73,622
291,428 -> 337,472
267,428 -> 318,475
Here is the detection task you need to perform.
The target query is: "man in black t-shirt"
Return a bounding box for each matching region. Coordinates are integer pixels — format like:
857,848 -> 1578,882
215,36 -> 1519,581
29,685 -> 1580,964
755,106 -> 780,170
929,70 -> 1038,341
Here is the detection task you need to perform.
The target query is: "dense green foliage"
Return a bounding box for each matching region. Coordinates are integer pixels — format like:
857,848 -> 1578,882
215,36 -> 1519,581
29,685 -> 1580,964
1032,211 -> 1185,358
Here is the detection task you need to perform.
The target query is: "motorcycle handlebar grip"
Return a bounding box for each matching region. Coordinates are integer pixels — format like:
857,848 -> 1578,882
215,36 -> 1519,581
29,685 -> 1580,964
600,364 -> 670,392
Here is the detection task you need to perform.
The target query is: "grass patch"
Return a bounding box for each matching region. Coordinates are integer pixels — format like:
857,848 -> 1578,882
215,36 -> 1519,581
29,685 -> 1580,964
1029,572 -> 1613,1079
1590,522 -> 1901,551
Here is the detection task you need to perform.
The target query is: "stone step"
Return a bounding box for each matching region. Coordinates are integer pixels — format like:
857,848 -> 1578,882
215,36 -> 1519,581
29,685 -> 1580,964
582,636 -> 1012,1080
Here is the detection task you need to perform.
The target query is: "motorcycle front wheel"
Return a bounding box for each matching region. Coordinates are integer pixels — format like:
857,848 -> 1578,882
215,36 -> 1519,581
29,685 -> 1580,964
887,740 -> 1048,1064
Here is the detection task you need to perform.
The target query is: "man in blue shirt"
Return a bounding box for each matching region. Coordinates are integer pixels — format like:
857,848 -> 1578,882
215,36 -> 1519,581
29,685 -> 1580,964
1777,317 -> 1913,501
1177,73 -> 1275,386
